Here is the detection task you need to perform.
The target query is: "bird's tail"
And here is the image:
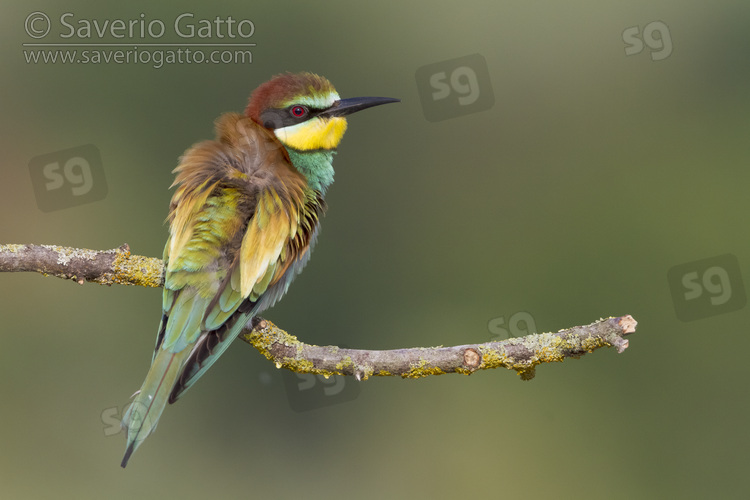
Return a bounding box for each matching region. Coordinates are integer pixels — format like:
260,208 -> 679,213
120,347 -> 191,468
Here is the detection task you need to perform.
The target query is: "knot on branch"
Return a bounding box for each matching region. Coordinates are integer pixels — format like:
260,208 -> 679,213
463,348 -> 482,369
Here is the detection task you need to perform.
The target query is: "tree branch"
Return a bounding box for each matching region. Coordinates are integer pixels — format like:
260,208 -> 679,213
0,243 -> 638,380
0,243 -> 163,287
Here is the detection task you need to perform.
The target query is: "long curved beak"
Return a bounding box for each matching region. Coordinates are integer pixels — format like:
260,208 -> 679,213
320,96 -> 400,118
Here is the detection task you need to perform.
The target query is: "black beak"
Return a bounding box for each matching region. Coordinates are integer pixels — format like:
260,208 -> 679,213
320,96 -> 400,118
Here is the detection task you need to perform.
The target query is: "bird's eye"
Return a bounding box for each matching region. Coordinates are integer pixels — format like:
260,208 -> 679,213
291,105 -> 307,117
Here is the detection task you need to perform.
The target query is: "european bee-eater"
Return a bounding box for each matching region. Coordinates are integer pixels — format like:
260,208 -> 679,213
121,72 -> 398,467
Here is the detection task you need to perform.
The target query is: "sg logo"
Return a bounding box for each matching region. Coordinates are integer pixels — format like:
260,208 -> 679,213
283,370 -> 361,412
488,311 -> 536,340
28,144 -> 107,212
416,53 -> 495,122
668,254 -> 746,321
430,67 -> 481,106
682,267 -> 733,306
623,20 -> 673,61
100,400 -> 154,442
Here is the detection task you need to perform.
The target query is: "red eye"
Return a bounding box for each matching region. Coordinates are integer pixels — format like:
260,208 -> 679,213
291,106 -> 306,117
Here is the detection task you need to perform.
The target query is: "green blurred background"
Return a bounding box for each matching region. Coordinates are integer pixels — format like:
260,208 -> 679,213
2,0 -> 749,498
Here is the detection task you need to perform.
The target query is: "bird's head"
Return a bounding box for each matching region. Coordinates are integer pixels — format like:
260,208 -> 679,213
245,72 -> 399,151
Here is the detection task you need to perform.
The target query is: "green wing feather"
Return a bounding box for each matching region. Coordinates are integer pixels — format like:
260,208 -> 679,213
168,185 -> 311,401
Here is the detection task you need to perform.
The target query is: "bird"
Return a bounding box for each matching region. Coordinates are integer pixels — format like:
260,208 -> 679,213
120,72 -> 399,467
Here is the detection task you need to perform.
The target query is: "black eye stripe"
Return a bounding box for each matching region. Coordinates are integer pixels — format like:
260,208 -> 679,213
259,106 -> 326,130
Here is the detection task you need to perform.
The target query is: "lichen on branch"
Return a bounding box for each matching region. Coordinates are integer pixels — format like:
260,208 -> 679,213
244,315 -> 637,381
